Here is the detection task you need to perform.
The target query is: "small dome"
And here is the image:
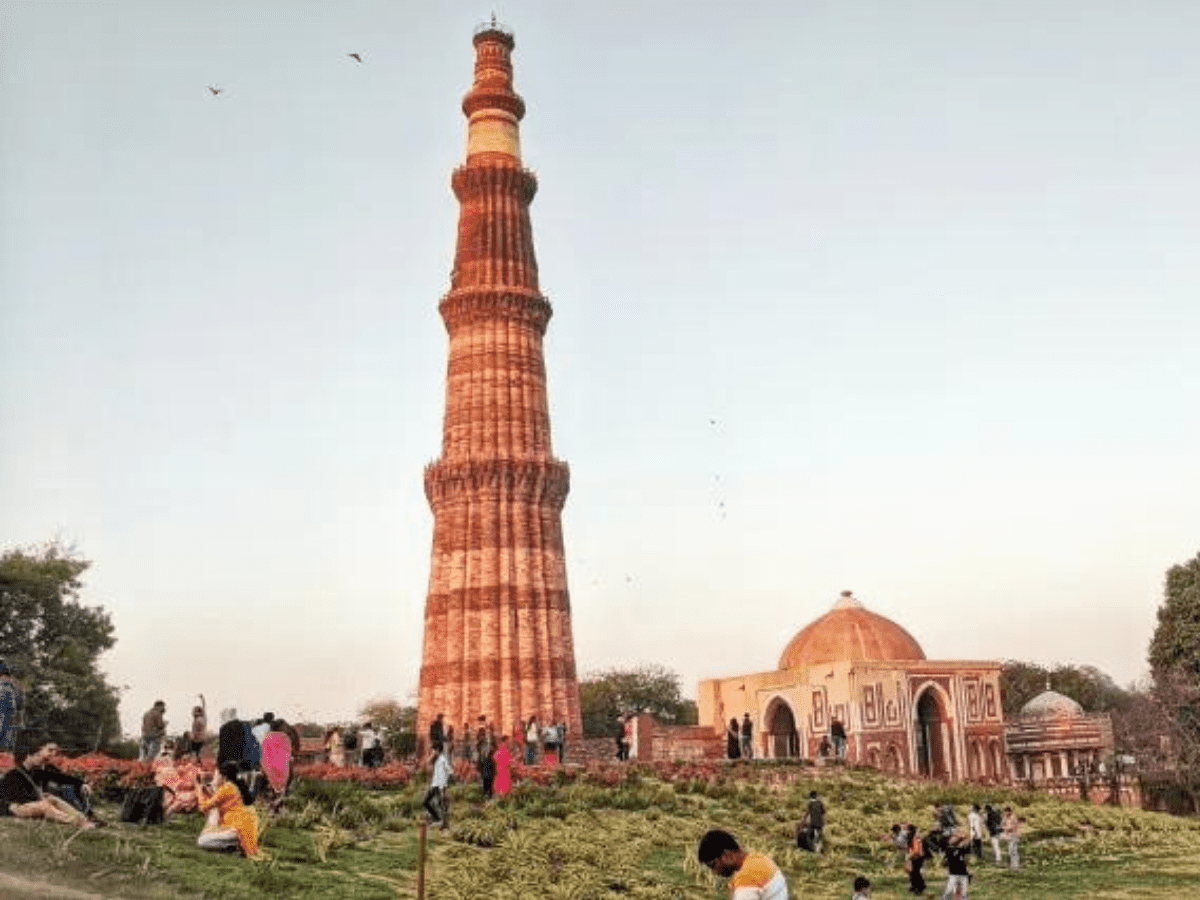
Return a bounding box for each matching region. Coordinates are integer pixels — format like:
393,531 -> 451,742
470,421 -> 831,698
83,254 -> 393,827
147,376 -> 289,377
778,591 -> 926,670
1020,689 -> 1084,718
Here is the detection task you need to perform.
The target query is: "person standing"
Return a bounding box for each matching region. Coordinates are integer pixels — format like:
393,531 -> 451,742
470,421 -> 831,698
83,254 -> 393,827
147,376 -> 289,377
428,712 -> 445,756
542,720 -> 560,763
478,729 -> 496,799
216,709 -> 245,769
325,727 -> 345,767
830,717 -> 847,760
189,696 -> 207,760
904,825 -> 927,896
806,790 -> 827,853
726,718 -> 741,760
423,743 -> 453,829
941,830 -> 971,900
1002,806 -> 1021,869
697,828 -> 788,899
360,720 -> 382,768
557,720 -> 568,764
493,735 -> 513,797
140,700 -> 167,762
984,802 -> 1003,863
966,804 -> 983,861
0,661 -> 22,753
740,713 -> 754,760
524,716 -> 540,765
613,715 -> 627,761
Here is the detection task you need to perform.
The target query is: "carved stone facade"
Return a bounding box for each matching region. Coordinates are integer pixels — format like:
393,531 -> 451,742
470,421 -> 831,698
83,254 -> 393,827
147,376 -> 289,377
417,24 -> 582,748
698,592 -> 1007,781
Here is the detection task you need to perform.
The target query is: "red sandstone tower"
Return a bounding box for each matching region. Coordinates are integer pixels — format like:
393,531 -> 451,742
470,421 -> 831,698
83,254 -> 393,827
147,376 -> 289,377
417,22 -> 582,749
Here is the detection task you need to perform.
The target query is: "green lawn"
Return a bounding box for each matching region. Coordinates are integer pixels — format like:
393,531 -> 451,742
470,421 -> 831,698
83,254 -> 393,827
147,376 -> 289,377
2,765 -> 1199,899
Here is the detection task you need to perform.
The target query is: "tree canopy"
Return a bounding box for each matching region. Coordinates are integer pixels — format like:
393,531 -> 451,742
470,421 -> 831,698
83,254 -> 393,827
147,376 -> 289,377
1148,548 -> 1200,679
359,697 -> 417,757
578,664 -> 698,738
0,542 -> 121,752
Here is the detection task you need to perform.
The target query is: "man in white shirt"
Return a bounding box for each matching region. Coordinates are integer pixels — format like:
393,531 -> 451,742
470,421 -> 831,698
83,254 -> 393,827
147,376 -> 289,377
967,804 -> 984,860
422,743 -> 453,829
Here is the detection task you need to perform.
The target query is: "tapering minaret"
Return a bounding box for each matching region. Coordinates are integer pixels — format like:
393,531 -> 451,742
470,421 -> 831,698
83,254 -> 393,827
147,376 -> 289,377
417,21 -> 582,750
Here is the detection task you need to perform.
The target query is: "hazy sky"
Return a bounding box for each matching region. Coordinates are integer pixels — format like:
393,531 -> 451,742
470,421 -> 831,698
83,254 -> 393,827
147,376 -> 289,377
3,2 -> 1197,737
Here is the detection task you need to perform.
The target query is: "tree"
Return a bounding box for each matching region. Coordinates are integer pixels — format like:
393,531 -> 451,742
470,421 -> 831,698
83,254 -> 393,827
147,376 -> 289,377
0,542 -> 121,752
578,664 -> 698,738
999,660 -> 1133,718
1148,549 -> 1200,679
1135,548 -> 1200,813
359,697 -> 417,758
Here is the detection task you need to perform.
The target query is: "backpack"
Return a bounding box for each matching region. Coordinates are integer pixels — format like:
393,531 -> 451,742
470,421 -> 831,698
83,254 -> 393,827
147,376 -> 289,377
120,786 -> 166,826
343,730 -> 358,751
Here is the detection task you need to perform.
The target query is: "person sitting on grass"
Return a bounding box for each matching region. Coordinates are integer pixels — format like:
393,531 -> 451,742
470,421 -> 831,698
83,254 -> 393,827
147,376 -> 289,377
0,738 -> 97,828
28,742 -> 104,825
154,743 -> 202,818
697,828 -> 788,899
195,761 -> 259,857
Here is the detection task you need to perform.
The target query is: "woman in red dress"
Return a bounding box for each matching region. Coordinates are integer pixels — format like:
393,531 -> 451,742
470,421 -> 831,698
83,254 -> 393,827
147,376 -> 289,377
493,735 -> 513,797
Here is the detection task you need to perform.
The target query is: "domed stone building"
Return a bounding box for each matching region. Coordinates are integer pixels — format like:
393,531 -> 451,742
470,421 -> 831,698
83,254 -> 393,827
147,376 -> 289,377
1004,683 -> 1114,781
698,591 -> 1008,781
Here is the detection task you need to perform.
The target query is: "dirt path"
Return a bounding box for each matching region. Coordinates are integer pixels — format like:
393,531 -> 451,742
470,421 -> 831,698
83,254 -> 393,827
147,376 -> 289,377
0,871 -> 114,900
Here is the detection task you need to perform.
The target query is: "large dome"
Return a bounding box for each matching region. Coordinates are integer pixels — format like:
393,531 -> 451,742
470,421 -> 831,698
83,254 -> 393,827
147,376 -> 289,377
778,591 -> 926,670
1020,688 -> 1084,718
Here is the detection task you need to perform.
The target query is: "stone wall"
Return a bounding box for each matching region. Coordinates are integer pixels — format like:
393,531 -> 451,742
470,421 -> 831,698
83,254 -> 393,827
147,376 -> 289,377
630,714 -> 725,762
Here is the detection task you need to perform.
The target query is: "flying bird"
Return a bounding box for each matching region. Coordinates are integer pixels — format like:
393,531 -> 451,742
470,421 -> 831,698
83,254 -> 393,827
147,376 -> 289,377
348,52 -> 362,63
207,86 -> 223,96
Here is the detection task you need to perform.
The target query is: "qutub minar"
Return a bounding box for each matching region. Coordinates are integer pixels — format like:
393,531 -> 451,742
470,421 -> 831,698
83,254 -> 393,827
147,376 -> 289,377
416,22 -> 583,749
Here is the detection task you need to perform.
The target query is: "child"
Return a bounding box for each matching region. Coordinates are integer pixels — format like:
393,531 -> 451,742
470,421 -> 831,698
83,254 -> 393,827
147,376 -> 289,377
942,829 -> 971,900
852,875 -> 871,900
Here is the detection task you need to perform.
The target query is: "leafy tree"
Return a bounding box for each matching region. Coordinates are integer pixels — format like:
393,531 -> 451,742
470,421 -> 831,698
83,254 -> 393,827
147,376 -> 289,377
1133,548 -> 1200,813
999,660 -> 1133,718
0,542 -> 121,752
359,697 -> 417,758
1148,549 -> 1200,679
579,664 -> 698,738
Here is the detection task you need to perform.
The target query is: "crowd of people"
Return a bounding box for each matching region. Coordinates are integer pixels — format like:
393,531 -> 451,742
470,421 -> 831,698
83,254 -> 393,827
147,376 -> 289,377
882,801 -> 1024,898
3,680 -> 1038,892
700,795 -> 1026,900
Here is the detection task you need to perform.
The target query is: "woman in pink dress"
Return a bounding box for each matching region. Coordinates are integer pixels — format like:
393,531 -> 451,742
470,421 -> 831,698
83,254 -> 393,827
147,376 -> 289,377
260,719 -> 293,800
493,735 -> 513,797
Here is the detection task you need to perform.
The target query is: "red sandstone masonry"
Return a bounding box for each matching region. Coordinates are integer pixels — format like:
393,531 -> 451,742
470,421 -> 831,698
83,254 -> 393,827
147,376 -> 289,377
417,25 -> 582,750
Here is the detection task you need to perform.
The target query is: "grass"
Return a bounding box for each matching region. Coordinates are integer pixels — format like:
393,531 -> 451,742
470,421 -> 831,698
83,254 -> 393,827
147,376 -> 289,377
2,764 -> 1199,899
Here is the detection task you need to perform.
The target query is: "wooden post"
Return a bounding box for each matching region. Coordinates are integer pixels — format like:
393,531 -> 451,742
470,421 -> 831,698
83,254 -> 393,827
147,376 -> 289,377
416,821 -> 427,900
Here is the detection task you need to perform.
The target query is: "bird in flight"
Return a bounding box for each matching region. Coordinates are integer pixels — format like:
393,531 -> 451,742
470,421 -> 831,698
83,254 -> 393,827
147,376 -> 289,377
207,86 -> 223,96
348,52 -> 363,63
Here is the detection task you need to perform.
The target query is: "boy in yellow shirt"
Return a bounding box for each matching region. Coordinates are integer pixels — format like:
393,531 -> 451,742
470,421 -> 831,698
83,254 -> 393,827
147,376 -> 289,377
697,829 -> 788,900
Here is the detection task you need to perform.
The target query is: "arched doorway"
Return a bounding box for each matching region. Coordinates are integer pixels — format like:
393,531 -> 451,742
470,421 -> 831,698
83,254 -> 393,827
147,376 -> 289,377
915,688 -> 950,778
764,698 -> 800,759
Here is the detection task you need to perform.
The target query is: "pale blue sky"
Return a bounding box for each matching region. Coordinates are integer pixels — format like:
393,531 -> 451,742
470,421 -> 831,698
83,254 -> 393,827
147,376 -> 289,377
2,2 -> 1197,736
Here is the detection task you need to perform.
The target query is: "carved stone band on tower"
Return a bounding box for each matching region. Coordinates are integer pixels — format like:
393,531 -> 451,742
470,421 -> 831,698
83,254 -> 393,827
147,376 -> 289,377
417,24 -> 583,751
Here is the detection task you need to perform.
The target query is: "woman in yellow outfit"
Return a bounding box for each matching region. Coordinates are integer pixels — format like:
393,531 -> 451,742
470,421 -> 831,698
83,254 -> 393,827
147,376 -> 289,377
195,761 -> 259,857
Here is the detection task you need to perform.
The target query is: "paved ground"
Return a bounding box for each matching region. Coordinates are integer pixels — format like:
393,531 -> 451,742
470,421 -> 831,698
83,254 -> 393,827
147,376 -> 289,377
0,871 -> 113,900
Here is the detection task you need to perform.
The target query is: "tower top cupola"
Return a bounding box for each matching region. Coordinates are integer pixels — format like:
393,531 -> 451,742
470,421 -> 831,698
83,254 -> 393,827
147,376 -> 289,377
463,18 -> 525,162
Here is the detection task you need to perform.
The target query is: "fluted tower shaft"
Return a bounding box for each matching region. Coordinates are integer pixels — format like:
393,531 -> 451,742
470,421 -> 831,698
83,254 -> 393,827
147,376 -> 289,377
417,24 -> 582,749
